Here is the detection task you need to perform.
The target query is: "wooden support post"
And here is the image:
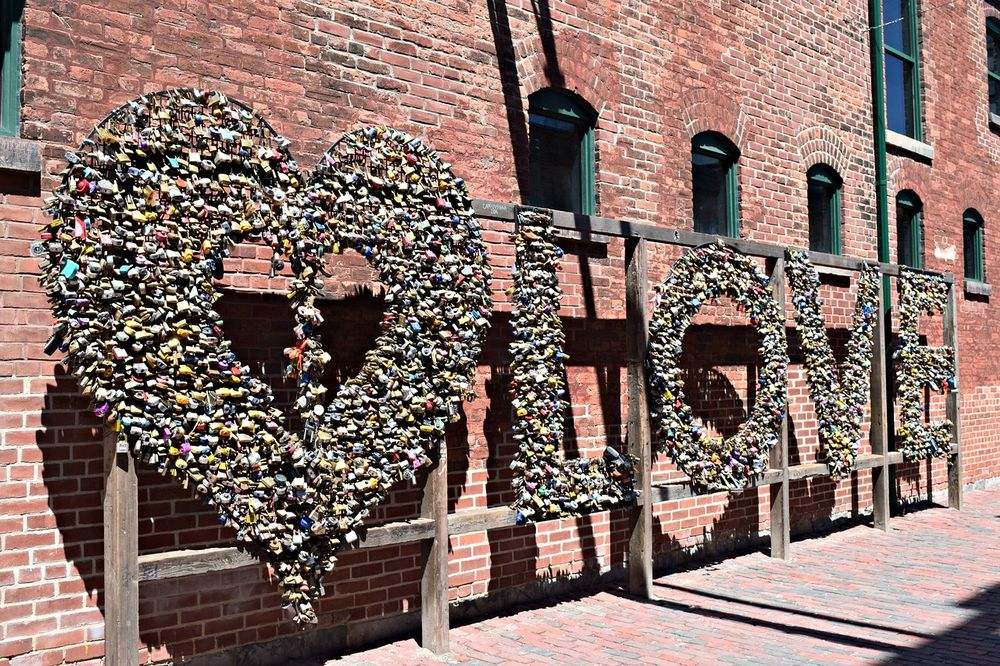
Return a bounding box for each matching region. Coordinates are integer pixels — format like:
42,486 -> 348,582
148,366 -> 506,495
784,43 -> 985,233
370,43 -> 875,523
943,282 -> 963,510
625,237 -> 653,598
103,430 -> 139,666
870,276 -> 891,530
767,257 -> 790,559
419,443 -> 449,653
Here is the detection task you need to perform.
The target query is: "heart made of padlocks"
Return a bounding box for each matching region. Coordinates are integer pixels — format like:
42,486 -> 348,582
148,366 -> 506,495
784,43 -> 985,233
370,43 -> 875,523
507,208 -> 637,522
646,242 -> 788,490
36,89 -> 492,623
785,250 -> 880,479
895,269 -> 955,460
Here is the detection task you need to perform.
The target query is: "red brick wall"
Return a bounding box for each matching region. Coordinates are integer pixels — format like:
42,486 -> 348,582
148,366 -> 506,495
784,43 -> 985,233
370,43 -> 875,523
2,0 -> 998,663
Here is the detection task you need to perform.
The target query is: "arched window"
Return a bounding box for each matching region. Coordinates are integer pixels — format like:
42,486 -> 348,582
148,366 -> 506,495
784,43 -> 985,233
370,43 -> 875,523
987,18 -> 1000,116
806,164 -> 842,255
963,209 -> 986,282
896,190 -> 923,268
527,88 -> 596,215
691,131 -> 739,237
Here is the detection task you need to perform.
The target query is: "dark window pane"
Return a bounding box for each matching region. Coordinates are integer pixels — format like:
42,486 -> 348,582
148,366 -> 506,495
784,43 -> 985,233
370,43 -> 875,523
528,113 -> 582,213
964,222 -> 978,279
883,0 -> 909,54
885,54 -> 915,136
988,24 -> 1000,75
897,215 -> 913,267
896,199 -> 921,268
808,178 -> 834,253
692,151 -> 728,235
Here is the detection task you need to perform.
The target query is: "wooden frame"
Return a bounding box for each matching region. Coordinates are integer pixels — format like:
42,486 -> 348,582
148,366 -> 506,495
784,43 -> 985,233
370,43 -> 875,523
102,199 -> 963,663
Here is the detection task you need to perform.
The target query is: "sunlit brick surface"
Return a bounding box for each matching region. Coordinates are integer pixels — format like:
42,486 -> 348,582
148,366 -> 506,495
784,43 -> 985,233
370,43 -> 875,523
308,488 -> 1000,665
3,1 -> 1000,663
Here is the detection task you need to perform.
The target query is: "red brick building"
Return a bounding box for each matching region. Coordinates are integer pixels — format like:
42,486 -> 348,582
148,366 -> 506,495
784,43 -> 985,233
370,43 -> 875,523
1,0 -> 998,663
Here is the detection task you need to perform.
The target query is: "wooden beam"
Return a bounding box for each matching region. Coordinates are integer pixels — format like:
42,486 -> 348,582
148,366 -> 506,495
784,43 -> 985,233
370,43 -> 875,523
447,506 -> 515,534
0,135 -> 42,173
625,238 -> 653,598
853,453 -> 885,471
647,469 -> 784,502
944,282 -> 963,510
137,518 -> 437,581
471,199 -> 955,281
768,257 -> 791,560
870,281 -> 891,530
419,446 -> 449,653
103,430 -> 138,666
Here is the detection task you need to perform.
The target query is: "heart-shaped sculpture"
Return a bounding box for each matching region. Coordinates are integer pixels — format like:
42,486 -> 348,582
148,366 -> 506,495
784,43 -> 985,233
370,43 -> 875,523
36,89 -> 492,623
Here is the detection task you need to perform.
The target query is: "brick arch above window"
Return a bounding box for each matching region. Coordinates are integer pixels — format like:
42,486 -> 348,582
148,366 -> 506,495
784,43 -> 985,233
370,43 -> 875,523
681,87 -> 747,149
887,157 -> 933,203
955,185 -> 995,221
516,32 -> 617,123
795,125 -> 850,176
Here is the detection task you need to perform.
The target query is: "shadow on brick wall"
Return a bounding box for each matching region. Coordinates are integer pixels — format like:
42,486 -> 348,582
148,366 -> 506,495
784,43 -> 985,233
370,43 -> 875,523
34,283 -> 875,661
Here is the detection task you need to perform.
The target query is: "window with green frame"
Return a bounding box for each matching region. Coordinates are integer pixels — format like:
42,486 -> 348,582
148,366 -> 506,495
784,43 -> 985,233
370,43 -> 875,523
963,209 -> 986,282
527,88 -> 596,215
882,0 -> 922,139
806,164 -> 842,254
0,0 -> 23,137
896,190 -> 923,268
691,131 -> 739,237
988,18 -> 1000,117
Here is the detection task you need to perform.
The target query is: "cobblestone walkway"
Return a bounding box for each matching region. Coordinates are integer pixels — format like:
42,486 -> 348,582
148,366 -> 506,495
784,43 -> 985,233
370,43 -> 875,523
317,489 -> 999,665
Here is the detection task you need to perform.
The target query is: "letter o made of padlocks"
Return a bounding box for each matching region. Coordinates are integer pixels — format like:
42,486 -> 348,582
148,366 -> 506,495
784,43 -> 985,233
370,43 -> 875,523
36,89 -> 492,623
646,242 -> 788,490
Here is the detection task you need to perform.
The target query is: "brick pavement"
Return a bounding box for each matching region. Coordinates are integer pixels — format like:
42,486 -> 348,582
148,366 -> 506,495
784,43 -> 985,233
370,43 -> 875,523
309,488 -> 999,665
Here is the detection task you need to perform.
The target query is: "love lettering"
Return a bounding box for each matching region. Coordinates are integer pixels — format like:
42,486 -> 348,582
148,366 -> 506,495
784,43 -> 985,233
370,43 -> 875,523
36,89 -> 955,621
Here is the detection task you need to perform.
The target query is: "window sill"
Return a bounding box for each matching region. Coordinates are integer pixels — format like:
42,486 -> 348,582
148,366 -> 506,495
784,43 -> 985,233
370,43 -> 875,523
886,130 -> 934,162
964,279 -> 992,297
0,135 -> 41,173
990,112 -> 1000,133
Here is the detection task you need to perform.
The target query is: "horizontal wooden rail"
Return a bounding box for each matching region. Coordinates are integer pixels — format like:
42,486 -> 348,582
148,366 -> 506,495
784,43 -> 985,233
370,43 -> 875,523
471,199 -> 954,283
107,198 -> 961,662
139,435 -> 963,581
135,511 -> 528,582
648,446 -> 958,502
138,518 -> 436,581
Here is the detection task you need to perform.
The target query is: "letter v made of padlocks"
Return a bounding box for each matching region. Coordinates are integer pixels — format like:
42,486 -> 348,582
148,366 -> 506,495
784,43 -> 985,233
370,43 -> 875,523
785,250 -> 880,478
